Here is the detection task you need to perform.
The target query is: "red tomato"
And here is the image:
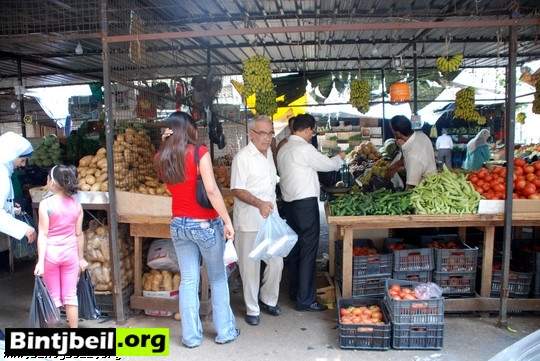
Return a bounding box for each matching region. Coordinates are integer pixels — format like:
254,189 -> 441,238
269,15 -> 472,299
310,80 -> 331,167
529,193 -> 540,200
470,175 -> 479,184
534,161 -> 540,171
533,179 -> 540,188
523,183 -> 537,197
515,167 -> 524,176
536,170 -> 540,177
515,180 -> 527,190
515,159 -> 526,167
477,170 -> 487,179
524,166 -> 535,174
526,173 -> 536,182
477,179 -> 485,187
484,175 -> 493,182
482,183 -> 491,191
512,193 -> 519,199
494,183 -> 505,193
485,191 -> 495,200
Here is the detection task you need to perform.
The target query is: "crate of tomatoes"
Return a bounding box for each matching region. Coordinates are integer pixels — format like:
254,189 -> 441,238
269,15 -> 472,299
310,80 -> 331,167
338,297 -> 391,350
467,159 -> 540,200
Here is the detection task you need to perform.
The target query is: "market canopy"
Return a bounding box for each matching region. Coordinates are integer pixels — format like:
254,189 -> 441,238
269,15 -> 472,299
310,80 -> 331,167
1,0 -> 540,89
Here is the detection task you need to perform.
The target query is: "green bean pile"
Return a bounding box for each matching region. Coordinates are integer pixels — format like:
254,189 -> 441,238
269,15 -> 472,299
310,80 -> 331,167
330,189 -> 413,216
411,167 -> 481,215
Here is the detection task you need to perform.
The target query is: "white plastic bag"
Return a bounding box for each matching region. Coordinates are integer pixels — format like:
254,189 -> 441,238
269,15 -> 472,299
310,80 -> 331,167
147,239 -> 179,272
414,282 -> 443,300
249,212 -> 298,261
223,239 -> 238,266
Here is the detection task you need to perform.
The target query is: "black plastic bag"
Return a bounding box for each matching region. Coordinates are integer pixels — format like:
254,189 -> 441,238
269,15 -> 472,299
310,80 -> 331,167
28,277 -> 61,328
77,270 -> 101,320
11,211 -> 37,260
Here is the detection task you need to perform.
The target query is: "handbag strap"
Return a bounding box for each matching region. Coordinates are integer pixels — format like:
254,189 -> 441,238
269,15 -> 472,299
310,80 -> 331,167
193,144 -> 201,177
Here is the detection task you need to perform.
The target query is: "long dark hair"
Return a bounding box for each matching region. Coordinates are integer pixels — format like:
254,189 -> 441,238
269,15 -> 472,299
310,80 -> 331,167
155,111 -> 198,184
51,165 -> 78,196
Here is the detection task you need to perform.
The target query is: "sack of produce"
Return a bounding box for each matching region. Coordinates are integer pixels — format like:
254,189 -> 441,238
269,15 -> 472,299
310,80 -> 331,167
147,239 -> 179,272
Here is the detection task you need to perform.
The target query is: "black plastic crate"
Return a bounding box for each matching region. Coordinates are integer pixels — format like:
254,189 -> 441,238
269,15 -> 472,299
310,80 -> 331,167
337,297 -> 391,350
352,275 -> 390,297
434,271 -> 476,296
420,234 -> 478,272
491,271 -> 533,298
536,252 -> 540,296
393,270 -> 432,283
95,284 -> 133,317
391,322 -> 444,350
392,248 -> 434,272
336,239 -> 393,277
384,279 -> 444,324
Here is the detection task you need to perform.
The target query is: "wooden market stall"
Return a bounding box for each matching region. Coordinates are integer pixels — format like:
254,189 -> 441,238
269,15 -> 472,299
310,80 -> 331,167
328,209 -> 540,312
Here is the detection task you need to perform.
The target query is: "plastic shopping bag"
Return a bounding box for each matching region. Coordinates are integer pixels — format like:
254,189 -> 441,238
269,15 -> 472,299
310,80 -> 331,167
28,277 -> 61,328
249,212 -> 298,261
77,270 -> 101,320
147,239 -> 179,272
10,211 -> 37,260
223,239 -> 238,266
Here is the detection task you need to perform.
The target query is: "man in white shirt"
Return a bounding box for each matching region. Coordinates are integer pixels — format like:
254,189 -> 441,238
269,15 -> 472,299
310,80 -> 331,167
231,115 -> 282,326
387,115 -> 437,188
435,128 -> 453,169
277,114 -> 344,312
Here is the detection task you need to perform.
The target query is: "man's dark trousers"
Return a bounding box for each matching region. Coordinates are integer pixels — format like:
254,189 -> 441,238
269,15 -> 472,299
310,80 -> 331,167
282,197 -> 320,308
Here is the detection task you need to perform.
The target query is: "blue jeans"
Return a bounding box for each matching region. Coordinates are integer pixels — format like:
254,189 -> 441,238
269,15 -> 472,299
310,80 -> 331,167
170,217 -> 238,347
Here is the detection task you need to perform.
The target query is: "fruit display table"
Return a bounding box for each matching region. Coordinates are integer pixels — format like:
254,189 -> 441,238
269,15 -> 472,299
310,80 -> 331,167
327,212 -> 540,312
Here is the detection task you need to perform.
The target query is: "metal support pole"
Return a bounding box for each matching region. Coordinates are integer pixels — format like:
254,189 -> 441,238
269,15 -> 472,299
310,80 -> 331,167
381,68 -> 386,139
100,0 -> 125,323
413,42 -> 418,115
207,48 -> 215,162
498,24 -> 518,327
17,58 -> 26,137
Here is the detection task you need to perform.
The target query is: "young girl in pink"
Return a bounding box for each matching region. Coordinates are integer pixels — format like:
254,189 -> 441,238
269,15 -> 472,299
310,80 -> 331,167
34,165 -> 88,328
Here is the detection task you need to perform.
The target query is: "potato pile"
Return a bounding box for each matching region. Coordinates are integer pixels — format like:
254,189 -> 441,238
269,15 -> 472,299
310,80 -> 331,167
77,148 -> 109,192
77,127 -> 171,196
142,270 -> 180,292
214,165 -> 230,189
85,221 -> 134,292
223,193 -> 234,211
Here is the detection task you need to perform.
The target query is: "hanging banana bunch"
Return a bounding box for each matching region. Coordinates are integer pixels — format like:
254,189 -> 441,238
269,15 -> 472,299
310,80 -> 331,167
242,55 -> 277,116
516,112 -> 526,124
350,79 -> 370,114
454,87 -> 486,125
436,53 -> 463,74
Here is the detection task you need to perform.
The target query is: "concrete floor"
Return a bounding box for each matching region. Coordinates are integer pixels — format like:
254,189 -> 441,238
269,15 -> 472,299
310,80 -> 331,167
1,262 -> 539,361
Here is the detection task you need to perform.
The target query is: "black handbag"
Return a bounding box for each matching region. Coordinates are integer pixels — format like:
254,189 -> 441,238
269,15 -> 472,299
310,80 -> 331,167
194,145 -> 214,209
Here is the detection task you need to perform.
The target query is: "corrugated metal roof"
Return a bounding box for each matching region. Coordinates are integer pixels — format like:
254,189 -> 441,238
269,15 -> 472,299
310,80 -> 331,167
0,0 -> 539,88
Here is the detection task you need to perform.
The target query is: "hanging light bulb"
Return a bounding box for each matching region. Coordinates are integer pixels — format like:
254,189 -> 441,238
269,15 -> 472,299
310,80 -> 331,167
75,42 -> 83,55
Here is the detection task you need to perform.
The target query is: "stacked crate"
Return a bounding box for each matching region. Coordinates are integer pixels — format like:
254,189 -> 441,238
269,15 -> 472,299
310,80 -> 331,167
336,239 -> 392,297
421,235 -> 479,297
337,297 -> 391,350
490,271 -> 534,298
512,239 -> 540,298
385,238 -> 434,284
384,279 -> 444,350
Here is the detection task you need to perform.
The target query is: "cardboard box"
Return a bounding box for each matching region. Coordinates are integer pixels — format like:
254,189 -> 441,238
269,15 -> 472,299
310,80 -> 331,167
116,191 -> 171,217
142,290 -> 179,317
477,199 -> 540,214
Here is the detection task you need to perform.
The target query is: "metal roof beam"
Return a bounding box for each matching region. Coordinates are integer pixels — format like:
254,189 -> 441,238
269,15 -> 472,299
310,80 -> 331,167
103,18 -> 540,43
13,35 -> 537,59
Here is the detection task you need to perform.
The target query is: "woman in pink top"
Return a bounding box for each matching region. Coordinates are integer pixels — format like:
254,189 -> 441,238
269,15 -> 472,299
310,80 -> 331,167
34,165 -> 87,328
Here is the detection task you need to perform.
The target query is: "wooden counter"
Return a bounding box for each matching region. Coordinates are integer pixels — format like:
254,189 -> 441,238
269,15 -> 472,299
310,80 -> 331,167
327,212 -> 540,312
119,214 -> 211,317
